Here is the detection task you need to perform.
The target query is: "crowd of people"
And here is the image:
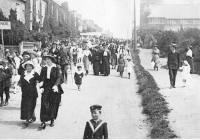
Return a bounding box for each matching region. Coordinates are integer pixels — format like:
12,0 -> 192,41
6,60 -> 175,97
0,36 -> 133,135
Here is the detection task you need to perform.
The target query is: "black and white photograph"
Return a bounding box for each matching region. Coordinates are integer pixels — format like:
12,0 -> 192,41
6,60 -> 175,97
0,0 -> 200,139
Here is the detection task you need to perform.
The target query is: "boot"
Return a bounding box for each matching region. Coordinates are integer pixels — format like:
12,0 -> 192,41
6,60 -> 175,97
128,73 -> 131,79
39,122 -> 46,130
50,120 -> 54,127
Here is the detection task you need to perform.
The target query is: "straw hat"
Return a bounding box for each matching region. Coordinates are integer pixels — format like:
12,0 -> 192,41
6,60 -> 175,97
22,60 -> 34,69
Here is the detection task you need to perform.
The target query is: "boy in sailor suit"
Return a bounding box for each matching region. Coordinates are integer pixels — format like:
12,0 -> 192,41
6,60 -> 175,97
83,105 -> 108,139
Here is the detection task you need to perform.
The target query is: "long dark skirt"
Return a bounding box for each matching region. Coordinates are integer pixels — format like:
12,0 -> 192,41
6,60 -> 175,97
102,57 -> 110,75
73,54 -> 77,65
21,96 -> 37,120
40,88 -> 61,122
93,61 -> 101,75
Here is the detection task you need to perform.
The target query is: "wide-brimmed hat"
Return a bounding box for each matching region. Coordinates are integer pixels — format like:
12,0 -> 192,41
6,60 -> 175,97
22,51 -> 31,57
170,43 -> 177,48
43,54 -> 56,63
22,60 -> 34,69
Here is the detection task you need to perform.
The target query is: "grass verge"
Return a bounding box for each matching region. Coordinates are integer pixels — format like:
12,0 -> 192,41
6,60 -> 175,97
131,49 -> 177,139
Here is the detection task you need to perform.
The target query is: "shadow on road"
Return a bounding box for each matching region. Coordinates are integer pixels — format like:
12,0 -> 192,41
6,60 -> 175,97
0,120 -> 40,130
0,106 -> 20,111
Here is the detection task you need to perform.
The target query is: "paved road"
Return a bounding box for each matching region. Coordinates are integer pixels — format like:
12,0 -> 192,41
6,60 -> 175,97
139,48 -> 200,138
0,66 -> 148,139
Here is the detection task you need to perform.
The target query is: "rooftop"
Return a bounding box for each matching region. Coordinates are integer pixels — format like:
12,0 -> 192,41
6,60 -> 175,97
149,4 -> 200,19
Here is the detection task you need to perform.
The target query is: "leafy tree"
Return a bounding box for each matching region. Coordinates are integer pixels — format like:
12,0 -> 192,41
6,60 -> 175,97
157,31 -> 178,56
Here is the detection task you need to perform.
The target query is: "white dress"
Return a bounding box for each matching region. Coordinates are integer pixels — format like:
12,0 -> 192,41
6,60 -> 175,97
181,65 -> 191,80
127,61 -> 134,74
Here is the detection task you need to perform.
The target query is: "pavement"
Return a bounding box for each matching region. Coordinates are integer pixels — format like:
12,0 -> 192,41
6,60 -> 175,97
139,48 -> 200,139
0,65 -> 148,139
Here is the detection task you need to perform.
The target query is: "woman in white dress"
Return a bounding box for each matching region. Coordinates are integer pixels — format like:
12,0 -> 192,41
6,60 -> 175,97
83,47 -> 92,75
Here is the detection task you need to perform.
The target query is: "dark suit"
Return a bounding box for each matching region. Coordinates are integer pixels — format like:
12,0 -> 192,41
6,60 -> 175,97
83,120 -> 108,139
59,48 -> 72,83
167,51 -> 180,87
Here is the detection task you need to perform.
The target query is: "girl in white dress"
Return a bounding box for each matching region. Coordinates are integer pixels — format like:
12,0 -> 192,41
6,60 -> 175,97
180,60 -> 191,87
126,57 -> 134,79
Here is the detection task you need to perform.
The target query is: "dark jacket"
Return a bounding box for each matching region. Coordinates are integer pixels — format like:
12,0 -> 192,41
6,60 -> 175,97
83,120 -> 108,139
3,66 -> 13,88
167,51 -> 180,69
59,48 -> 72,66
20,72 -> 40,97
0,69 -> 6,91
40,66 -> 64,94
74,72 -> 84,85
49,48 -> 60,64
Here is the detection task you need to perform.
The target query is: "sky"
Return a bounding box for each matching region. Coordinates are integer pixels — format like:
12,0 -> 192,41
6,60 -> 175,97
54,0 -> 140,39
54,0 -> 200,39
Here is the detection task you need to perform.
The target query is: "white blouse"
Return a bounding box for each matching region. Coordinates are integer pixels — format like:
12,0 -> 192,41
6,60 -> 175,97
46,64 -> 56,79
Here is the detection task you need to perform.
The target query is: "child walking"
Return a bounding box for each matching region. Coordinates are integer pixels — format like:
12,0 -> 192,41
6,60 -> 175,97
74,65 -> 84,91
126,57 -> 134,79
83,105 -> 108,139
0,62 -> 6,107
180,60 -> 191,87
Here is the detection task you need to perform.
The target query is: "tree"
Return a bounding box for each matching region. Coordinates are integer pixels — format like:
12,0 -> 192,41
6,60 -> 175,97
0,9 -> 8,21
6,9 -> 33,45
157,31 -> 178,56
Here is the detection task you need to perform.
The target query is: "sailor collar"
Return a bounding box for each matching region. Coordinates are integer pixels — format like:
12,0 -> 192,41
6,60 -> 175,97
88,120 -> 104,133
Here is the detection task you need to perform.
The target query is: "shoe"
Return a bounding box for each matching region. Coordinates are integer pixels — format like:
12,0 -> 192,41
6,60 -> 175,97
50,120 -> 54,127
29,117 -> 36,123
39,123 -> 46,129
4,101 -> 8,106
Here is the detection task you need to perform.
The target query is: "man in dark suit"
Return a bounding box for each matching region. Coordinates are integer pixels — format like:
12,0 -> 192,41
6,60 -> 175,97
59,43 -> 72,84
83,105 -> 108,139
167,43 -> 180,88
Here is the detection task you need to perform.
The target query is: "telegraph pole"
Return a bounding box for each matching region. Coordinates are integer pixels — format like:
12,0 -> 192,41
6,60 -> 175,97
39,0 -> 42,33
133,0 -> 137,50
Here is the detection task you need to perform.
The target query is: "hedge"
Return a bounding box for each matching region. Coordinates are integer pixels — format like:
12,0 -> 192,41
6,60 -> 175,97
131,49 -> 177,139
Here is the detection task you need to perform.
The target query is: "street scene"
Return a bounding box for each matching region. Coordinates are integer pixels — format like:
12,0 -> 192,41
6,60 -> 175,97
0,0 -> 200,139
